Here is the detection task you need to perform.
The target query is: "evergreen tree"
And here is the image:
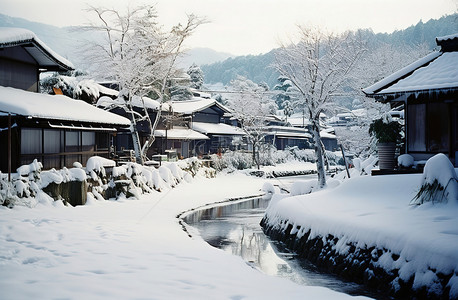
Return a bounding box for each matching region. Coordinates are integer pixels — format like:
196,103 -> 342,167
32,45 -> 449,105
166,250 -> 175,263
187,63 -> 204,89
273,75 -> 292,109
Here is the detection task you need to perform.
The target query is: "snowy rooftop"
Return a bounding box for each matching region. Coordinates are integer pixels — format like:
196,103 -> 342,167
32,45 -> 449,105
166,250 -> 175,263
154,127 -> 209,140
320,130 -> 337,139
436,33 -> 458,42
96,95 -> 171,112
266,125 -> 312,139
379,52 -> 458,94
0,27 -> 74,71
362,51 -> 442,95
191,122 -> 244,136
0,86 -> 130,126
287,116 -> 311,127
172,97 -> 230,115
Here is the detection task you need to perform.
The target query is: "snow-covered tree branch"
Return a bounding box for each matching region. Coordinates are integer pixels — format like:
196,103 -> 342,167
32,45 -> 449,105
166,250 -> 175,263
80,5 -> 206,164
226,76 -> 276,169
274,26 -> 366,187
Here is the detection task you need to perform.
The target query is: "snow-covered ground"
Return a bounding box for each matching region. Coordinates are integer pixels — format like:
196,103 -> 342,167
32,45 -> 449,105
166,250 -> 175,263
0,171 -> 368,300
264,168 -> 458,298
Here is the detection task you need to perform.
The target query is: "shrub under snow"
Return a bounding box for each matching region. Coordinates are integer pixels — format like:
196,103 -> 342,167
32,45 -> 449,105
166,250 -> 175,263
398,154 -> 414,168
411,153 -> 458,205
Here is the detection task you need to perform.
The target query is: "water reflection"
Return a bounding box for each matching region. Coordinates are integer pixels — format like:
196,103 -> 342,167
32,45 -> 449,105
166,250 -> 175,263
183,197 -> 386,299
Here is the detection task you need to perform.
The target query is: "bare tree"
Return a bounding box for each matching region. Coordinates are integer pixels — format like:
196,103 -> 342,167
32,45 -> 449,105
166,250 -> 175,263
226,76 -> 275,169
274,26 -> 366,187
81,4 -> 205,164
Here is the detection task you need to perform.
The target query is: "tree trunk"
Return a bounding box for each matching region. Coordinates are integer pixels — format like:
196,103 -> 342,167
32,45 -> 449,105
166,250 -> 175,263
126,99 -> 143,165
311,123 -> 326,188
252,142 -> 260,170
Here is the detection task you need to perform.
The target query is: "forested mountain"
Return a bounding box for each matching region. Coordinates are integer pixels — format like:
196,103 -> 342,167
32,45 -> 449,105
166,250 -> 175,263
201,13 -> 458,88
1,12 -> 456,88
201,50 -> 279,88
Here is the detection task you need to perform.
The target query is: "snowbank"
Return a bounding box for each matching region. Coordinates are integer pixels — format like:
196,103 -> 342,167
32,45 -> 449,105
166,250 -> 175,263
262,170 -> 458,298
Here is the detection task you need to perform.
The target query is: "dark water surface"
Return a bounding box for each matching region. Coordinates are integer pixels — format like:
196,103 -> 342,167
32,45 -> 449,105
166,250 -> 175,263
182,196 -> 389,299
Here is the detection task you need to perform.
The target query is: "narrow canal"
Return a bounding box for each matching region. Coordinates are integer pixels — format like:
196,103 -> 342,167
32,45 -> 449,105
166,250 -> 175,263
182,181 -> 388,299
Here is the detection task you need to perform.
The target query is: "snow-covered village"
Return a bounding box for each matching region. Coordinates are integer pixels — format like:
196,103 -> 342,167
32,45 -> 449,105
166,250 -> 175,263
0,1 -> 457,299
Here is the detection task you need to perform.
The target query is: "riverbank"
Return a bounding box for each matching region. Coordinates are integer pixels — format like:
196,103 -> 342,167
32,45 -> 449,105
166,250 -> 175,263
0,171 -> 369,299
261,173 -> 458,299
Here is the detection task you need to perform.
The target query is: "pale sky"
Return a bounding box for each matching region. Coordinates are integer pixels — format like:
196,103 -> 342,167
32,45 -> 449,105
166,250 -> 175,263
2,0 -> 457,55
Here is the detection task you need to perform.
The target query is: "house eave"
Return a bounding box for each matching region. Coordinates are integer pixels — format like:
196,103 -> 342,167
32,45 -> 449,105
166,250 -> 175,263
0,34 -> 74,72
362,51 -> 442,95
365,87 -> 458,103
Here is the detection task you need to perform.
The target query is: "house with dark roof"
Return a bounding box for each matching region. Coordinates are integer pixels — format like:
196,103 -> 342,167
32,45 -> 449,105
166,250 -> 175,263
0,28 -> 130,172
171,97 -> 244,156
363,33 -> 458,167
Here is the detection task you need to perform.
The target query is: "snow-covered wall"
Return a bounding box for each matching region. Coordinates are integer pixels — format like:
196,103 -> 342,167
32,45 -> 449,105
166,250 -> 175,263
0,157 -> 216,208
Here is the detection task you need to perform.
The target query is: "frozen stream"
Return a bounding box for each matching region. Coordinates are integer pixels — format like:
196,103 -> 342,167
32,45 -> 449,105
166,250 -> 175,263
182,176 -> 388,299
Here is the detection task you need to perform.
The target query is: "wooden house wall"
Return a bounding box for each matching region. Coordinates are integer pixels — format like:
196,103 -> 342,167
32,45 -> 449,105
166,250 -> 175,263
19,127 -> 111,170
192,107 -> 221,123
0,121 -> 112,172
0,46 -> 40,92
0,126 -> 20,173
404,92 -> 457,166
0,58 -> 38,92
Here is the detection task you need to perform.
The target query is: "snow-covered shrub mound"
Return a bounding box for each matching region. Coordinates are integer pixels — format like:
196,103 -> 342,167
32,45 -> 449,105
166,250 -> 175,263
165,163 -> 184,182
158,166 -> 177,187
16,159 -> 42,180
261,182 -> 279,199
177,157 -> 216,178
290,180 -> 317,196
150,168 -> 168,192
1,160 -> 48,208
41,167 -> 87,188
216,151 -> 253,171
398,154 -> 414,169
86,156 -> 115,176
411,153 -> 458,205
333,155 -> 377,180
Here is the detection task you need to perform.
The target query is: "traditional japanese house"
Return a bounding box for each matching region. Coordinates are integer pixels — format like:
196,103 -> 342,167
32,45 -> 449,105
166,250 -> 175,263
172,97 -> 244,156
363,33 -> 458,167
262,115 -> 312,150
0,28 -> 130,172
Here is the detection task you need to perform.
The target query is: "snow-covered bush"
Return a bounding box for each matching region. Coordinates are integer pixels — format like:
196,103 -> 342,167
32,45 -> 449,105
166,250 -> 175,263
333,155 -> 378,180
411,153 -> 458,205
174,158 -> 215,178
3,156 -> 196,207
398,154 -> 414,169
290,180 -> 318,196
211,148 -> 343,172
1,159 -> 43,208
261,182 -> 279,199
212,151 -> 254,171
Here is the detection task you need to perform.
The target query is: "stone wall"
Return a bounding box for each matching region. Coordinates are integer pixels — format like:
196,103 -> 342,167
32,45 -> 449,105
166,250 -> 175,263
260,216 -> 455,300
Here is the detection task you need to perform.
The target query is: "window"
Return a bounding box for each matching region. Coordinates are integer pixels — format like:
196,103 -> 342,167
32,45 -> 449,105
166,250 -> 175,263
408,102 -> 450,153
65,131 -> 80,152
21,128 -> 42,154
407,104 -> 426,151
44,129 -> 62,153
427,102 -> 449,152
82,131 -> 95,151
